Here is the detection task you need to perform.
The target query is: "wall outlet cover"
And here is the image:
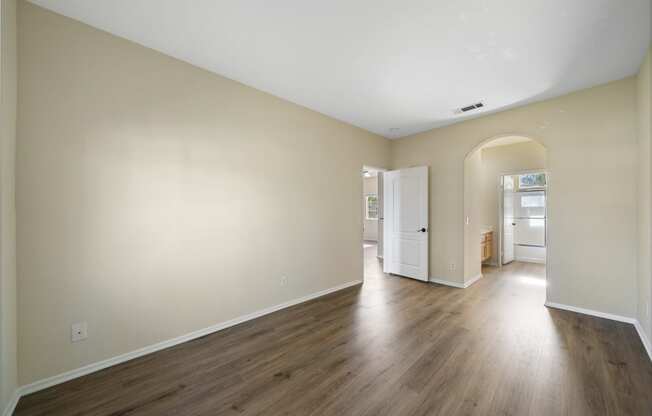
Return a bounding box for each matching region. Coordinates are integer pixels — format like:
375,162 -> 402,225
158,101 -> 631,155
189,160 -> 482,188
71,322 -> 88,342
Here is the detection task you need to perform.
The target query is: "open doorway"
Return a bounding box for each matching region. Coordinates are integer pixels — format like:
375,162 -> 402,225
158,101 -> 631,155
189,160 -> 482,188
362,166 -> 385,280
463,136 -> 548,296
500,172 -> 547,266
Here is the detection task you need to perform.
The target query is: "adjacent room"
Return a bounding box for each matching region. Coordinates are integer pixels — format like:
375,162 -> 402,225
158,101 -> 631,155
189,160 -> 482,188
463,136 -> 548,291
362,167 -> 385,281
1,1 -> 651,415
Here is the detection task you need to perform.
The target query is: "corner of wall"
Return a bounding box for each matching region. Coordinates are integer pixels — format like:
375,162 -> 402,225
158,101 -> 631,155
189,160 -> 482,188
638,45 -> 652,343
1,0 -> 20,413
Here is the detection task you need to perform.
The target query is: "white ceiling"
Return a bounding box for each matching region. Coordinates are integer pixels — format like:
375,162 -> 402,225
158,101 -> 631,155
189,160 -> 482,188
29,0 -> 651,139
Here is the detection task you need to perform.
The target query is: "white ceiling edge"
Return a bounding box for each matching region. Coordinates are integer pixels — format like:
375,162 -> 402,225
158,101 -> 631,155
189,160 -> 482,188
403,73 -> 644,141
26,0 -> 652,140
480,136 -> 534,149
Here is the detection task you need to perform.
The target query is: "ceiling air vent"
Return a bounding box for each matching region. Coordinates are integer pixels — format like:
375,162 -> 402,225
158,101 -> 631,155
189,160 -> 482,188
454,101 -> 484,114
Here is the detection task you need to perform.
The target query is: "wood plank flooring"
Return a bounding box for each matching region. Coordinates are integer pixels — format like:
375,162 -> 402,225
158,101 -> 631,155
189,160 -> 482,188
15,245 -> 652,415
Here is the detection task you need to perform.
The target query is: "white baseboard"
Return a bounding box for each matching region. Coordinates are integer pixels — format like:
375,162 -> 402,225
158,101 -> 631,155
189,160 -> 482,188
17,280 -> 363,399
634,320 -> 652,362
514,256 -> 546,264
464,273 -> 483,288
545,301 -> 651,363
430,273 -> 482,289
2,390 -> 19,416
544,301 -> 636,324
430,277 -> 465,288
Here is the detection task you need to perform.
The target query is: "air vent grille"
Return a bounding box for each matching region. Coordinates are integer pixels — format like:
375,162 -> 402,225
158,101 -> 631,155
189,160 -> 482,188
454,101 -> 485,114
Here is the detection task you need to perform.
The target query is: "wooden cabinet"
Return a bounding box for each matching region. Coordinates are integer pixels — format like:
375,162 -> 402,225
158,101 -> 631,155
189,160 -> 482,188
481,231 -> 493,262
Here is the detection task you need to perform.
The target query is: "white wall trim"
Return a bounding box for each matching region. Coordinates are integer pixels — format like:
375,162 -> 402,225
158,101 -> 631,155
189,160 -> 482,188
514,256 -> 546,264
2,390 -> 20,416
464,273 -> 483,288
545,302 -> 652,363
16,280 -> 363,399
544,301 -> 636,324
634,320 -> 652,362
430,277 -> 465,288
430,273 -> 482,289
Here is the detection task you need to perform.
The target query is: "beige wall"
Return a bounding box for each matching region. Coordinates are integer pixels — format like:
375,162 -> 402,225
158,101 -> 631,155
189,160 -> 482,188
16,2 -> 390,385
479,142 -> 547,265
463,150 -> 483,281
392,77 -> 638,318
0,0 -> 18,411
638,46 -> 652,343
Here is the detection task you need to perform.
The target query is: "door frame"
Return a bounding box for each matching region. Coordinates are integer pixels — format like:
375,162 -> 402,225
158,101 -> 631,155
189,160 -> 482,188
361,165 -> 387,279
497,169 -> 550,281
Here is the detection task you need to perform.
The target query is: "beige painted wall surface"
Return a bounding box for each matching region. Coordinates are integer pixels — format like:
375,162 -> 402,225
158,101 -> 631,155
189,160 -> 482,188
16,2 -> 390,384
479,142 -> 547,265
392,78 -> 638,318
463,150 -> 482,281
638,46 -> 652,342
0,0 -> 18,410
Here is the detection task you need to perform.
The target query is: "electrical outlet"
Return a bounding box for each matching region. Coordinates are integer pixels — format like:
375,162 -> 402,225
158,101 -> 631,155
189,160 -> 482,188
449,263 -> 456,272
71,322 -> 88,343
280,276 -> 288,286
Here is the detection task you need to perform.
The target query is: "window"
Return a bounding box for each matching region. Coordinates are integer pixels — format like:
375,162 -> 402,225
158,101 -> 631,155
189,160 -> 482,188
521,195 -> 545,208
518,173 -> 546,189
365,194 -> 378,220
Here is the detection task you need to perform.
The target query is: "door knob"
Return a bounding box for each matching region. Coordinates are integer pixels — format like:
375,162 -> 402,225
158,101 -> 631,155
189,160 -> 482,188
418,227 -> 427,232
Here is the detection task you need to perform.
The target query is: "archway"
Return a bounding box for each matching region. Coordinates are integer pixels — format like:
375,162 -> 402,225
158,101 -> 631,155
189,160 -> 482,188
462,135 -> 549,301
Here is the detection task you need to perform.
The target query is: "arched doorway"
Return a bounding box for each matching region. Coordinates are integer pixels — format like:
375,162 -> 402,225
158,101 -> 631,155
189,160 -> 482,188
463,135 -> 549,301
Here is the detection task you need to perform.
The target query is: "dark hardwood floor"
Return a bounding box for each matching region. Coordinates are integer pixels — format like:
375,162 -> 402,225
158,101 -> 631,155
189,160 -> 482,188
15,244 -> 652,415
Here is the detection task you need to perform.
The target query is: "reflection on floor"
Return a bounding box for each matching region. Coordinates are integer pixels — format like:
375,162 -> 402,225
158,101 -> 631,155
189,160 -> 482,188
363,241 -> 382,280
15,247 -> 652,415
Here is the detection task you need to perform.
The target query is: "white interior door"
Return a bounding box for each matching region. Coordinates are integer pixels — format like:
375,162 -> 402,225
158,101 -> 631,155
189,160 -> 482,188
383,166 -> 429,281
502,178 -> 515,264
514,191 -> 546,219
514,218 -> 546,246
